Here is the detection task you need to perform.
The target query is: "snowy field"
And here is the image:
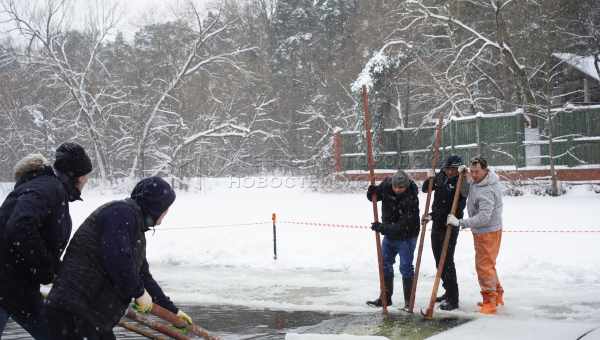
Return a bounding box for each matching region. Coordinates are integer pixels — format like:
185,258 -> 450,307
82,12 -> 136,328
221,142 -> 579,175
4,176 -> 599,330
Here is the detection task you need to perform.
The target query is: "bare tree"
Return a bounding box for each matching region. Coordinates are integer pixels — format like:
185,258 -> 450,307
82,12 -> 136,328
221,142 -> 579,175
389,1 -> 542,122
1,0 -> 123,182
529,59 -> 586,196
128,2 -> 257,178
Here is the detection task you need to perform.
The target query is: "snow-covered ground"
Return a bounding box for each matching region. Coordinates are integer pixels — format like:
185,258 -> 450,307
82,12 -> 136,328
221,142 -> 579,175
427,318 -> 600,340
6,176 -> 599,329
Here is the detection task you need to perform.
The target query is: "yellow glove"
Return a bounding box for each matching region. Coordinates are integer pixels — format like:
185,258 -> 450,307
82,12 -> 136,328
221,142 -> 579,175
133,290 -> 153,313
177,310 -> 193,326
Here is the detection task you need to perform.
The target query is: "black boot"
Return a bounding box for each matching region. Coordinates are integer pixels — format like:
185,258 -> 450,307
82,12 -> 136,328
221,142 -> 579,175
440,300 -> 459,311
435,292 -> 447,303
441,286 -> 459,311
367,277 -> 393,307
402,276 -> 413,309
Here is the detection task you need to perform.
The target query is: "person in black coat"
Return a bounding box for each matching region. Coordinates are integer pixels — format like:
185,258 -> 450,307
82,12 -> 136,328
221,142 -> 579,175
421,155 -> 469,310
0,143 -> 92,340
46,177 -> 192,340
366,170 -> 420,309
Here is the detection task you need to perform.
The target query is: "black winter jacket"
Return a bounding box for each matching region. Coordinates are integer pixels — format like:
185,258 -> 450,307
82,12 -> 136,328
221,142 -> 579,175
367,177 -> 420,240
0,155 -> 75,319
47,179 -> 177,332
421,171 -> 469,229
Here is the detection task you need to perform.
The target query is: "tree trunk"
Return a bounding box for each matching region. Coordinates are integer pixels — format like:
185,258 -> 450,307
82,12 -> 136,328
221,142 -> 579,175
80,109 -> 109,183
594,54 -> 600,82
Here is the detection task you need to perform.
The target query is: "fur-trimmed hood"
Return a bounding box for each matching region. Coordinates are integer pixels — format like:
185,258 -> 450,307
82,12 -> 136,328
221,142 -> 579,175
13,153 -> 51,181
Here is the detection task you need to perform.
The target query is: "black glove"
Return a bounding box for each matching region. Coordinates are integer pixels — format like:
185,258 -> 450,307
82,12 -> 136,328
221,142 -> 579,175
371,222 -> 384,233
367,184 -> 377,197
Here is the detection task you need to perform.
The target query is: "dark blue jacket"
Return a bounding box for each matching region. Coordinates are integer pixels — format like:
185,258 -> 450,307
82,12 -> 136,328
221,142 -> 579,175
97,201 -> 177,311
48,177 -> 176,331
367,177 -> 420,240
0,155 -> 76,318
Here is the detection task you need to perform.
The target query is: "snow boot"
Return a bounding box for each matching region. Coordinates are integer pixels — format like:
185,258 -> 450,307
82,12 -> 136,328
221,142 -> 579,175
439,300 -> 459,311
497,286 -> 504,306
367,277 -> 393,307
402,276 -> 413,309
479,291 -> 497,315
478,285 -> 503,307
441,285 -> 459,310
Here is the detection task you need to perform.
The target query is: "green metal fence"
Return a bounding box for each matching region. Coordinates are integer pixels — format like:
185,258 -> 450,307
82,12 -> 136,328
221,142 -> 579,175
338,107 -> 600,171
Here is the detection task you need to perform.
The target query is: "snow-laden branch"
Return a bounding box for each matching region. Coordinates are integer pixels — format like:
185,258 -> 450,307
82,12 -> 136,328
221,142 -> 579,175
128,12 -> 257,177
152,123 -> 250,176
406,0 -> 536,109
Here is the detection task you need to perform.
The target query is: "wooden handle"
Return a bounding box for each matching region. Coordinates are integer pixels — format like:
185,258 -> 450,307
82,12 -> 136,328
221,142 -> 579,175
151,304 -> 218,340
126,308 -> 191,340
424,170 -> 465,319
119,319 -> 170,340
361,85 -> 388,316
409,112 -> 445,313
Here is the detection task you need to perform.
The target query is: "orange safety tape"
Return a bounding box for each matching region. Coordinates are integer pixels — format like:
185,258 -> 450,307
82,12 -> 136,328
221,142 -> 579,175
155,219 -> 600,233
280,220 -> 369,229
279,220 -> 600,233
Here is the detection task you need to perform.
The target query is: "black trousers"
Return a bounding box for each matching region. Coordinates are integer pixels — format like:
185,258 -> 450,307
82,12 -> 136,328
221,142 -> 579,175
46,306 -> 115,340
431,223 -> 460,304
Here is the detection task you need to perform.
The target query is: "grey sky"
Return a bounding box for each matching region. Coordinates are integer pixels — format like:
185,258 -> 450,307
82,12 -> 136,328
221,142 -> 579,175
92,0 -> 211,38
1,0 -> 212,42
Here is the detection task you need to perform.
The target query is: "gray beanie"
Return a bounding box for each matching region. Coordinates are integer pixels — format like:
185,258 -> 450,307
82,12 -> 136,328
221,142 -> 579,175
391,170 -> 410,188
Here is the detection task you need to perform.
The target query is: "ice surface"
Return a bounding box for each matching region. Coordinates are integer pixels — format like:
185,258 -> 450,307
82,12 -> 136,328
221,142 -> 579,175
426,318 -> 600,340
286,335 -> 388,340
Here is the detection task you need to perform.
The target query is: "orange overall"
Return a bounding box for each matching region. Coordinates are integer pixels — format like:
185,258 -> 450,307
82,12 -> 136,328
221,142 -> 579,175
473,229 -> 504,313
461,170 -> 505,314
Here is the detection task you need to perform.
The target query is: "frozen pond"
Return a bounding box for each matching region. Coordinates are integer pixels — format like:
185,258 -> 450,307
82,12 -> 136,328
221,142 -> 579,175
3,304 -> 466,339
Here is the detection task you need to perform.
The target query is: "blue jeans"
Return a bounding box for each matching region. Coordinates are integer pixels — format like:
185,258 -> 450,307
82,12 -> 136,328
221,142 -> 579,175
382,236 -> 418,279
0,307 -> 7,336
0,305 -> 49,340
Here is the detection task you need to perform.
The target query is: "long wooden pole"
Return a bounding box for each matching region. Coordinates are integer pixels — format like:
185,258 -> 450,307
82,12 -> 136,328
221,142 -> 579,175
126,309 -> 192,340
422,169 -> 466,319
118,320 -> 170,340
151,304 -> 218,340
408,113 -> 445,313
272,213 -> 278,260
361,85 -> 388,316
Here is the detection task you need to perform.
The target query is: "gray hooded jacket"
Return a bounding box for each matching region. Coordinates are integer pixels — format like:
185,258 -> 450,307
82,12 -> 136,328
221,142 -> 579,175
461,170 -> 503,234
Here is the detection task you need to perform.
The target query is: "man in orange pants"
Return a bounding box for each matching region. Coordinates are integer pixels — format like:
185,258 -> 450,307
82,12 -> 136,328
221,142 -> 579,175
447,156 -> 503,314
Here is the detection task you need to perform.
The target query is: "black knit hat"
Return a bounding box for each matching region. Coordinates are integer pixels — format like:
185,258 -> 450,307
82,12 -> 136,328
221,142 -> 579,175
443,155 -> 463,168
54,142 -> 93,178
131,177 -> 176,227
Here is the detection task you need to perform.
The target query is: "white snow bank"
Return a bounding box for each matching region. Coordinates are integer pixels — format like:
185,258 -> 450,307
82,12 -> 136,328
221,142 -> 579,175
287,335 -> 388,340
426,318 -> 600,340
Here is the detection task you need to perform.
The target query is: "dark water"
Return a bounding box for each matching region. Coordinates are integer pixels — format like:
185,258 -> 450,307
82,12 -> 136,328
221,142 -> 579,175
3,305 -> 466,339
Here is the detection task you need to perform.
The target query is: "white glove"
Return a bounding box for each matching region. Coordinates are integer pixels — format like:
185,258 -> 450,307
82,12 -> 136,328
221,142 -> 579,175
134,289 -> 153,313
458,165 -> 467,173
427,169 -> 435,178
421,213 -> 432,225
446,214 -> 460,227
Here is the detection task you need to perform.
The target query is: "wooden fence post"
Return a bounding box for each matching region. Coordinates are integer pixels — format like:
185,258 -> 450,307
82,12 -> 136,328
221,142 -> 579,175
334,131 -> 343,173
